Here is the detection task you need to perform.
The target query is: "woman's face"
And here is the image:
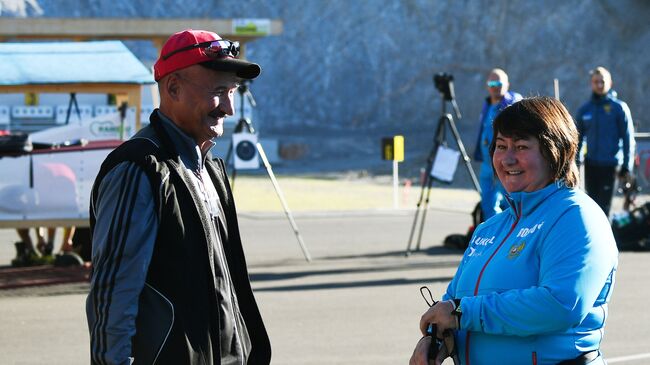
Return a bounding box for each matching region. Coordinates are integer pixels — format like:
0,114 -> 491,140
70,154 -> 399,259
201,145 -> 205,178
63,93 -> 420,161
492,132 -> 553,193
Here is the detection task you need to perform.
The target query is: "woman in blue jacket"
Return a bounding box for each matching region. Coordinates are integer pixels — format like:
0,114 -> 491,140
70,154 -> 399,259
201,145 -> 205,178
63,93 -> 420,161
410,97 -> 618,365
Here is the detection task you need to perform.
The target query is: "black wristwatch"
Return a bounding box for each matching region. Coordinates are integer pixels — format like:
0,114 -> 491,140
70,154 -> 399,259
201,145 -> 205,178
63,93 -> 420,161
451,299 -> 462,328
452,299 -> 462,315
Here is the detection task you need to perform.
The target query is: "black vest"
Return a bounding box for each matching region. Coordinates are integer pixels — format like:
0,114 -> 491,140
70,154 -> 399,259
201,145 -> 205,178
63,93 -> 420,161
90,111 -> 271,364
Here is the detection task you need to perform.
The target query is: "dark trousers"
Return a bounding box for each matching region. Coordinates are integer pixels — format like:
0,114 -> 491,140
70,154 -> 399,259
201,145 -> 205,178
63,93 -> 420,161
584,163 -> 617,216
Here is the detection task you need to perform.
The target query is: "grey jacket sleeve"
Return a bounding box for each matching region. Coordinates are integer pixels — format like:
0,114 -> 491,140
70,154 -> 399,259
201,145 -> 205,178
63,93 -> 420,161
86,162 -> 158,365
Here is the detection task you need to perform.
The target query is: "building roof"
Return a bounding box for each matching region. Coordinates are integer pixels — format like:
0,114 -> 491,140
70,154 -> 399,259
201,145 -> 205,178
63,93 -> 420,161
0,41 -> 154,86
0,18 -> 282,44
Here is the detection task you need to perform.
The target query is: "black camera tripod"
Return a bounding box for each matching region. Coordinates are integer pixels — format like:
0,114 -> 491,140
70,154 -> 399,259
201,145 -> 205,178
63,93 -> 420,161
224,81 -> 312,262
404,73 -> 481,256
224,81 -> 257,184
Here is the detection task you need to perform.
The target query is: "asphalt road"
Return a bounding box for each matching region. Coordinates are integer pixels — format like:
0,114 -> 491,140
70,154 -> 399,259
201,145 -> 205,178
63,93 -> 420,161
1,207 -> 649,364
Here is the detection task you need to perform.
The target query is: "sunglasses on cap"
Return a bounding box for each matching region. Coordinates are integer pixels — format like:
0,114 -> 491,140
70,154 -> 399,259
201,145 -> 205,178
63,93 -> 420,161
487,80 -> 504,88
162,40 -> 240,61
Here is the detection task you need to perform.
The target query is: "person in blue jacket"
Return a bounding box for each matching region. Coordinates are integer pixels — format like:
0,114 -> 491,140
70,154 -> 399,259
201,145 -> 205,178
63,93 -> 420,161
473,68 -> 522,220
410,97 -> 618,365
576,66 -> 635,216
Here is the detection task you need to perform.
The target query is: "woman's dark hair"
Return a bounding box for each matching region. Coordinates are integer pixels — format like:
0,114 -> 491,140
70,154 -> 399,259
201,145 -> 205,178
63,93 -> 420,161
489,96 -> 580,188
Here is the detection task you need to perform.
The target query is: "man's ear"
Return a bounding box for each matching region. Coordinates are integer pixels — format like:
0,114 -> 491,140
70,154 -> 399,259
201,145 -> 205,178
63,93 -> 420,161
163,74 -> 182,101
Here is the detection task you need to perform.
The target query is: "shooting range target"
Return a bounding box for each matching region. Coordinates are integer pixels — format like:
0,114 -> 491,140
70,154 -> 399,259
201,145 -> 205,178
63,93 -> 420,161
236,140 -> 256,160
232,132 -> 260,170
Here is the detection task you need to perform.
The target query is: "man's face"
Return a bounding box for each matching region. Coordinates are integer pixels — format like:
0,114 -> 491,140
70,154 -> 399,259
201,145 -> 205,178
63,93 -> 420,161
486,72 -> 509,101
591,73 -> 612,96
172,66 -> 240,145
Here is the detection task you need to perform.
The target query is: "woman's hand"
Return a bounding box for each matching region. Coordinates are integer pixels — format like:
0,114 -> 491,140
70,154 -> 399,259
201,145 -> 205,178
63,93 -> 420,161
408,335 -> 448,365
419,300 -> 458,338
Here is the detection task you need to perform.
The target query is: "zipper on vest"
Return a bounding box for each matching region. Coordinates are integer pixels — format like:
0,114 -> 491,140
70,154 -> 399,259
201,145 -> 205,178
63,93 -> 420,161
465,201 -> 522,365
196,168 -> 246,364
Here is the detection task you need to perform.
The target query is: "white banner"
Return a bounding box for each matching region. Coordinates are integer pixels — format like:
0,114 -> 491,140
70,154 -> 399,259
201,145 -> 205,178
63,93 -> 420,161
30,110 -> 138,144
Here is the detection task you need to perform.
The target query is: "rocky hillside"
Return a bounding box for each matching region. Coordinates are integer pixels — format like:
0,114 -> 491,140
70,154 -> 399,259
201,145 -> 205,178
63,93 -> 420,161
2,0 -> 649,179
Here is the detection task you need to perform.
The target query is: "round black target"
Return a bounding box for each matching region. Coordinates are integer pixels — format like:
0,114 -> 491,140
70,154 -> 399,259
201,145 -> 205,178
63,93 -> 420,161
235,140 -> 256,161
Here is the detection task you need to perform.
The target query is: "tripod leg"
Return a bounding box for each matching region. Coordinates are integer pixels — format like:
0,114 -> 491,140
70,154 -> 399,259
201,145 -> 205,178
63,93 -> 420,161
224,140 -> 238,189
225,140 -> 234,169
405,173 -> 429,256
445,114 -> 482,194
256,142 -> 312,262
231,169 -> 238,191
227,117 -> 253,190
405,117 -> 446,256
415,178 -> 435,251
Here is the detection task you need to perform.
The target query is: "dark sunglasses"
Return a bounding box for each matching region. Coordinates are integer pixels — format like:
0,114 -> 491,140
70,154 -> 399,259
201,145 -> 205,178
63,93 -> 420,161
162,40 -> 240,61
487,80 -> 503,88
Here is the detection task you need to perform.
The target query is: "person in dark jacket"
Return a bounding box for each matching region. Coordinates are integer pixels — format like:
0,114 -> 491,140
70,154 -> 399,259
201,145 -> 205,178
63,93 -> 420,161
86,29 -> 271,365
576,66 -> 635,216
473,68 -> 522,219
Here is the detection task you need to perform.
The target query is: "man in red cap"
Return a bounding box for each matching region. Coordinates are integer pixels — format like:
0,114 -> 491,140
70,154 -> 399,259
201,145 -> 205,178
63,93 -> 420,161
86,29 -> 270,365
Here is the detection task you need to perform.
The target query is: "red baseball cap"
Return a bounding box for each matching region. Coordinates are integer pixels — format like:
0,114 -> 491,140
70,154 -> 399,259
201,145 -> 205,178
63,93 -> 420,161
153,29 -> 261,81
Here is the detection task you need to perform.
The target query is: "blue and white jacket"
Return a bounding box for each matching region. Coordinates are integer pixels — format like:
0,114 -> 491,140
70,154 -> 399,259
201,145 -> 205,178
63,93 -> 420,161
443,183 -> 618,365
576,91 -> 635,171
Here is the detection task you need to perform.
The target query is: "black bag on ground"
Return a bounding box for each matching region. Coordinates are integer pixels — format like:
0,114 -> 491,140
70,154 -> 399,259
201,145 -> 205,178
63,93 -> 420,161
444,201 -> 484,250
0,133 -> 33,154
611,202 -> 650,251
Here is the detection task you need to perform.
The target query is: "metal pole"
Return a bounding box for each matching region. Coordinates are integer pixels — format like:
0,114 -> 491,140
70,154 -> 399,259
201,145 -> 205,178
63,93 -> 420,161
405,117 -> 444,256
256,142 -> 312,262
415,177 -> 434,250
405,172 -> 428,256
393,159 -> 399,209
444,114 -> 481,194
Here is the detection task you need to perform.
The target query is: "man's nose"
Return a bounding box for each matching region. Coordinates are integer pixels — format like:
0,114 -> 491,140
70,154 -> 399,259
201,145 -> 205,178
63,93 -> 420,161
220,94 -> 235,116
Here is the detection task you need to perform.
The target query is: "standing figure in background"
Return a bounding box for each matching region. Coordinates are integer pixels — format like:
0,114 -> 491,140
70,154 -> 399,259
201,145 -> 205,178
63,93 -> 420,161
473,68 -> 522,220
576,66 -> 635,216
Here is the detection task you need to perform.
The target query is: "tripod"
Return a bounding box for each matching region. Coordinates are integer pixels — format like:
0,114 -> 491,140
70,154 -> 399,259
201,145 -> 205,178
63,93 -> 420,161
225,81 -> 257,186
404,80 -> 481,256
224,81 -> 312,262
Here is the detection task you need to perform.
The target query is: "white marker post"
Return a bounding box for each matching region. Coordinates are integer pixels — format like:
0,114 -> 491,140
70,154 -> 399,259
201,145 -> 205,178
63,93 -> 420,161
393,159 -> 399,209
382,135 -> 404,209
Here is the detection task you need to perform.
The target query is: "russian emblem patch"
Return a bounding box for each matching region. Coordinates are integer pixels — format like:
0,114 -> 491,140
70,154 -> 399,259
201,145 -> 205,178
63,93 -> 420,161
507,242 -> 526,259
